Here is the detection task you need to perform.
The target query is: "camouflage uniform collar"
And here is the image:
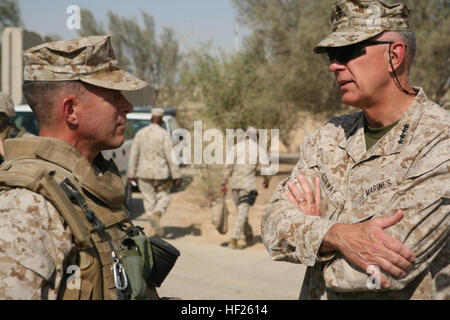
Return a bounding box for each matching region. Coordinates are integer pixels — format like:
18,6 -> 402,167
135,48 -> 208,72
368,87 -> 426,156
339,87 -> 426,162
4,136 -> 125,206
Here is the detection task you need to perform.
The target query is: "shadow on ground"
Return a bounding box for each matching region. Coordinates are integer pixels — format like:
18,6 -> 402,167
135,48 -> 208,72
163,224 -> 202,239
171,174 -> 194,194
219,235 -> 263,249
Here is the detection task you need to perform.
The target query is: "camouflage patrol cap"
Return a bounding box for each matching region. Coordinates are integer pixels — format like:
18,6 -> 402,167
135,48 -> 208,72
23,35 -> 148,91
152,108 -> 164,117
314,0 -> 411,54
0,92 -> 15,118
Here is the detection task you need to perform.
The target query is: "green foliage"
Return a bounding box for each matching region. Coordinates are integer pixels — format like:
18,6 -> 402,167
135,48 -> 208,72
78,9 -> 181,106
0,0 -> 21,30
404,0 -> 450,101
182,0 -> 449,148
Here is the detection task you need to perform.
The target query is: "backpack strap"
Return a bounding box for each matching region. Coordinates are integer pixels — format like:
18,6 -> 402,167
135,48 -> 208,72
0,169 -> 92,250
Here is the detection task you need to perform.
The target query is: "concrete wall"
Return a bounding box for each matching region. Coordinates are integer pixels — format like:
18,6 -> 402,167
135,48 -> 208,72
1,27 -> 50,105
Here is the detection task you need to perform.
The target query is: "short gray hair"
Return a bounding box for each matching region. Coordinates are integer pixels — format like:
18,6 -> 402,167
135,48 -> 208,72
22,80 -> 84,129
397,30 -> 416,65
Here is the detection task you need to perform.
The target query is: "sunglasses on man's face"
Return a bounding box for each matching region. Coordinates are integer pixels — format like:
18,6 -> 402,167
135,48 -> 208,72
327,40 -> 394,64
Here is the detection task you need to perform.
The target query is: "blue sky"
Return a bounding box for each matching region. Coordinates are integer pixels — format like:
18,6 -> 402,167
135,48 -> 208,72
18,0 -> 241,53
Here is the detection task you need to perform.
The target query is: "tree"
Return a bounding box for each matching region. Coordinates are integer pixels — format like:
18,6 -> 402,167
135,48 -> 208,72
181,1 -> 340,147
78,9 -> 106,37
78,9 -> 181,106
403,0 -> 450,102
0,0 -> 22,30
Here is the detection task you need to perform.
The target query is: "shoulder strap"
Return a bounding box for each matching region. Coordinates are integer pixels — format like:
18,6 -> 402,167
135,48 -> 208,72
0,168 -> 92,250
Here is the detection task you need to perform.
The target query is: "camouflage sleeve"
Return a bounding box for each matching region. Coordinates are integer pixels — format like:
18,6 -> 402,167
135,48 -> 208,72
262,132 -> 338,266
128,133 -> 140,179
324,138 -> 450,292
0,189 -> 74,299
164,131 -> 181,180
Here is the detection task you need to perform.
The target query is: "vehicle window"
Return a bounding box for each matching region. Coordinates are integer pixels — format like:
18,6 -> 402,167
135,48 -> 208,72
127,119 -> 150,138
12,112 -> 39,135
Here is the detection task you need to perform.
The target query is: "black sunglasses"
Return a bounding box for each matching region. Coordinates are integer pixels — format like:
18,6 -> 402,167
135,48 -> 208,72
327,40 -> 394,63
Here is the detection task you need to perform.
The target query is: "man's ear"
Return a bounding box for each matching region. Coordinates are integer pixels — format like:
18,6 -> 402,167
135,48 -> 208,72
388,42 -> 407,73
62,97 -> 79,126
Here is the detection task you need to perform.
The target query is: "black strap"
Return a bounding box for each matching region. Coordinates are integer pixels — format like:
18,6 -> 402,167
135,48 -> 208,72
388,43 -> 418,96
59,178 -> 106,233
237,194 -> 250,205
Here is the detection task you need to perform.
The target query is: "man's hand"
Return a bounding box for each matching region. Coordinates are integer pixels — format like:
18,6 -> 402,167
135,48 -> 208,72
286,175 -> 321,216
263,180 -> 269,189
321,210 -> 416,289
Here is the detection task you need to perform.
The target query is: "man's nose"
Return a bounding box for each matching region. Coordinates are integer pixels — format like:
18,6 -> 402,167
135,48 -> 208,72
329,60 -> 346,73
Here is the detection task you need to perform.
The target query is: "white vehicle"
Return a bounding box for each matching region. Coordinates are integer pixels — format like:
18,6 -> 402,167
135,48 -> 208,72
12,105 -> 39,135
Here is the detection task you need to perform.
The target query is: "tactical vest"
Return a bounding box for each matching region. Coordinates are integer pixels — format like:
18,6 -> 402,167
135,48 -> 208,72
0,137 -> 141,300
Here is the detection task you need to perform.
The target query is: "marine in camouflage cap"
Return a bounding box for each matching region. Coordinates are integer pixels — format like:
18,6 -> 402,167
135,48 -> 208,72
152,108 -> 164,117
261,0 -> 449,300
24,35 -> 148,91
0,36 -> 162,300
314,0 -> 411,53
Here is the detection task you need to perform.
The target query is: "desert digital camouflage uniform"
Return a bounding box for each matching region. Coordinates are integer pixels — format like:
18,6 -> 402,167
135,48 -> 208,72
128,119 -> 181,220
262,0 -> 449,300
0,137 -> 135,299
223,134 -> 271,241
0,35 -> 159,300
263,89 -> 449,300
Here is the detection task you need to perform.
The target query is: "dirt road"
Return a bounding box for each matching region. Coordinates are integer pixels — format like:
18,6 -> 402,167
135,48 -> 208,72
129,165 -> 306,300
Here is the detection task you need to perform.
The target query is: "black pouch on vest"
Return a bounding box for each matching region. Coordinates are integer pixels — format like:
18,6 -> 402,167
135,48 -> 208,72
146,237 -> 180,287
248,190 -> 258,206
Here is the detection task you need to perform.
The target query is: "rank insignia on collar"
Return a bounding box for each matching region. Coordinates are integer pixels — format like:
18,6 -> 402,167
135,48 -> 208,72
398,124 -> 410,144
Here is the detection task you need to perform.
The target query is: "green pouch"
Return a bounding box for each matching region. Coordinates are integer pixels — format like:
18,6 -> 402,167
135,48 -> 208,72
120,235 -> 153,300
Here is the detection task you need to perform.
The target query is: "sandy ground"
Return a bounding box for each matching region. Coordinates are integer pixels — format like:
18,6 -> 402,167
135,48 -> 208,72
128,164 -> 307,300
